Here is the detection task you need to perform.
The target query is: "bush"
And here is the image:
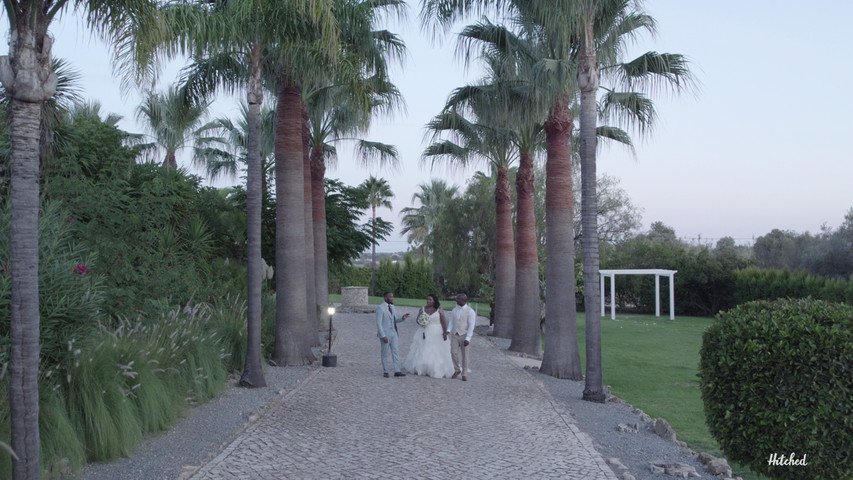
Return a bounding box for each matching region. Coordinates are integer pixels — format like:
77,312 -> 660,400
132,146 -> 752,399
699,298 -> 853,479
374,254 -> 437,299
329,264 -> 371,295
0,201 -> 106,365
732,267 -> 853,306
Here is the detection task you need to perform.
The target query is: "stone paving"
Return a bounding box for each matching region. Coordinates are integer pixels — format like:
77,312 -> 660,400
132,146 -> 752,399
183,308 -> 618,480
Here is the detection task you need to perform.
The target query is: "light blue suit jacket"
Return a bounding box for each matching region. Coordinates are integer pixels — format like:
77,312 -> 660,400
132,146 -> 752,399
376,302 -> 406,339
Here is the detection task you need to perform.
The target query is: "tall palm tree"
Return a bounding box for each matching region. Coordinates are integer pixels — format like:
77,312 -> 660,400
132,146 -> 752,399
306,0 -> 405,331
423,108 -> 517,337
165,0 -> 337,373
421,0 -> 584,375
270,0 -> 404,365
399,179 -> 458,256
361,175 -> 394,295
135,84 -> 217,168
1,2 -> 160,476
447,20 -> 550,353
305,74 -> 402,330
563,0 -> 694,401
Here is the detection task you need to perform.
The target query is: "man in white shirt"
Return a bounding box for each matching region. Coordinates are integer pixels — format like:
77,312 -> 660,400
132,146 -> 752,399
444,293 -> 476,381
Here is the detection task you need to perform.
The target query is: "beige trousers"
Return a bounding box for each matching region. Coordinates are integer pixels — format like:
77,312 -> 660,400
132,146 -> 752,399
450,333 -> 469,375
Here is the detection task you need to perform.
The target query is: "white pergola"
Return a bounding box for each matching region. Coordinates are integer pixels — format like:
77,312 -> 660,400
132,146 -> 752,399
599,269 -> 677,320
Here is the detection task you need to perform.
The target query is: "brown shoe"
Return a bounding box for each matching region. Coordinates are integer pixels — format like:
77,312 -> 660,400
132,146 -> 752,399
451,371 -> 460,379
461,376 -> 467,381
394,372 -> 406,377
383,372 -> 389,378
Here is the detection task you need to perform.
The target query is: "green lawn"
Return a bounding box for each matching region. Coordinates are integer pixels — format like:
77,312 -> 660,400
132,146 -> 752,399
576,313 -> 767,480
579,314 -> 716,451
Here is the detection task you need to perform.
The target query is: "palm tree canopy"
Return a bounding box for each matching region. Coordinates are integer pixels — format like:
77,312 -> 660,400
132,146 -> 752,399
361,175 -> 394,210
135,84 -> 222,166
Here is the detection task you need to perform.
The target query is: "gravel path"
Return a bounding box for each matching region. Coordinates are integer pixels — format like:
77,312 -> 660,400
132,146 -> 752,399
76,316 -> 730,480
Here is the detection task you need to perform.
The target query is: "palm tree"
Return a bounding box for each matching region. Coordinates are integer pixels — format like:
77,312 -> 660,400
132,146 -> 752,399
306,0 -> 405,331
165,0 -> 337,373
563,0 -> 694,401
135,84 -> 217,168
420,0 -> 584,376
423,107 -> 517,338
1,2 -> 160,476
269,0 -> 404,365
200,103 -> 277,191
447,20 -> 550,353
305,75 -> 402,330
400,179 -> 458,256
361,175 -> 394,295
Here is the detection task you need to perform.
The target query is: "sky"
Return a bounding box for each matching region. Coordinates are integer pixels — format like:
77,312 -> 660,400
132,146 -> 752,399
10,0 -> 853,252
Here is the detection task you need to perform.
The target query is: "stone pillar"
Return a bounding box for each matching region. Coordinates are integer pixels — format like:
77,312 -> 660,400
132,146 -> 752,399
339,286 -> 372,313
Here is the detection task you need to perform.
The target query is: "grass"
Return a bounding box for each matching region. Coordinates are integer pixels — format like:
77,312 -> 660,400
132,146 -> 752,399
575,313 -> 768,480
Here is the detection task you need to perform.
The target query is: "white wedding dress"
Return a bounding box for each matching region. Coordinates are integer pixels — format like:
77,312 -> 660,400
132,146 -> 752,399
404,309 -> 454,378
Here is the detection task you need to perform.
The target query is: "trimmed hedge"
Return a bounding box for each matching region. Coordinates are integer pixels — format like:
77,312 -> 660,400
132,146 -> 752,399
732,267 -> 853,305
699,299 -> 853,479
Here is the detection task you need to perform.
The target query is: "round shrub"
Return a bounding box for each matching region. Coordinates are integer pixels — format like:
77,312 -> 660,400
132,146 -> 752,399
699,298 -> 853,480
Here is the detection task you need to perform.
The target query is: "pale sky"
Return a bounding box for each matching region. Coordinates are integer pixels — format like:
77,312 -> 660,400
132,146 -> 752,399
9,0 -> 853,252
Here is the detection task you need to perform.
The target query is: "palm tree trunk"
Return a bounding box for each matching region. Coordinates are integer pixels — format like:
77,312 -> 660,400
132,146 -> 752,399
369,205 -> 377,296
163,150 -> 177,169
239,53 -> 266,388
301,104 -> 319,342
2,27 -> 59,479
8,97 -> 43,480
310,144 -> 330,331
579,22 -> 605,402
509,149 -> 540,355
492,165 -> 515,338
540,92 -> 583,380
272,79 -> 315,366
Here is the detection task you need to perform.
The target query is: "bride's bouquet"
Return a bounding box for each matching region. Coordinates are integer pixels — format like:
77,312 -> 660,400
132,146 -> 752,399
416,310 -> 430,339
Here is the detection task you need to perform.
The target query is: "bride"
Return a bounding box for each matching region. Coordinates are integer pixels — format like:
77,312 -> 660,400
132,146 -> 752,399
404,294 -> 454,378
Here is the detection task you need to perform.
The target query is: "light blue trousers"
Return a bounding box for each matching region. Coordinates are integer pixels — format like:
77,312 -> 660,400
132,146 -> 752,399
380,334 -> 401,373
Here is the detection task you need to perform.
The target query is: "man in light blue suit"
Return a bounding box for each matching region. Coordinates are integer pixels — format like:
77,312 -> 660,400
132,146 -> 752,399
376,291 -> 410,377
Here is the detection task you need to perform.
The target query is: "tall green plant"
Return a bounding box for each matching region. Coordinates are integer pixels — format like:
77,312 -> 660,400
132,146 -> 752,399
0,202 -> 105,365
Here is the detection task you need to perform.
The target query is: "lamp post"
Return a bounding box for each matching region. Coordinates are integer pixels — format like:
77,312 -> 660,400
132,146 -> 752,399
322,306 -> 337,367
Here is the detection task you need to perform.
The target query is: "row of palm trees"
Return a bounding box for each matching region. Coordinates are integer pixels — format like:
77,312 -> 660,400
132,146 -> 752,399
418,0 -> 694,403
2,0 -> 405,477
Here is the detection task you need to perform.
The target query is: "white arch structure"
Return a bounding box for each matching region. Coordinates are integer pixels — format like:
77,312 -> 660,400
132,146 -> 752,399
599,269 -> 677,320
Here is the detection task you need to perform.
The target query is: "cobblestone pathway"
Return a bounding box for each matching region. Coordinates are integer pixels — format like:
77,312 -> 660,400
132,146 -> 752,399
184,309 -> 618,480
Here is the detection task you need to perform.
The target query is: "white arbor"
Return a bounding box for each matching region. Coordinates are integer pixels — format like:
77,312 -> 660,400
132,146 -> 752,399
600,269 -> 677,320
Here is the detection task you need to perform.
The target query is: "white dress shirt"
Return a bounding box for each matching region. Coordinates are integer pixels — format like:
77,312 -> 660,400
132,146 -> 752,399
447,304 -> 477,342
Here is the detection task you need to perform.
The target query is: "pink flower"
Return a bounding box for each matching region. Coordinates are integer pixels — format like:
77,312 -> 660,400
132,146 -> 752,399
73,264 -> 89,275
1,264 -> 9,275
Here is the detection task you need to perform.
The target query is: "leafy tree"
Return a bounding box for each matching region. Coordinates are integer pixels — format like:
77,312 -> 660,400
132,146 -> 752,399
324,179 -> 373,270
431,172 -> 497,299
753,228 -> 797,270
